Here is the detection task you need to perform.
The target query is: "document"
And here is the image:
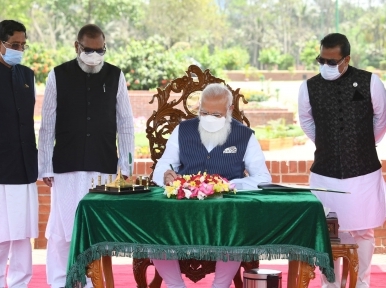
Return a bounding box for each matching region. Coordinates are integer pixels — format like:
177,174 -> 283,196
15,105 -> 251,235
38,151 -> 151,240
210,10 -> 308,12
257,183 -> 350,194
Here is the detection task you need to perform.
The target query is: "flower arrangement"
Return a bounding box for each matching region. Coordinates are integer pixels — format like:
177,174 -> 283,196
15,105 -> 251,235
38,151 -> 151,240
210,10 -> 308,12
164,172 -> 237,200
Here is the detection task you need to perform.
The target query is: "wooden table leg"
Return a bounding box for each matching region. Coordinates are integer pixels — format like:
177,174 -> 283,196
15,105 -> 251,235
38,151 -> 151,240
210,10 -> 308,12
341,257 -> 349,288
288,260 -> 315,288
347,248 -> 359,288
86,259 -> 104,288
102,256 -> 115,288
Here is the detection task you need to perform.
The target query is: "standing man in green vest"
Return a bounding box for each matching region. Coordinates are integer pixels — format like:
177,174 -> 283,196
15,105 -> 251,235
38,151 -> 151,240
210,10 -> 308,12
298,33 -> 386,288
38,24 -> 134,288
0,20 -> 38,288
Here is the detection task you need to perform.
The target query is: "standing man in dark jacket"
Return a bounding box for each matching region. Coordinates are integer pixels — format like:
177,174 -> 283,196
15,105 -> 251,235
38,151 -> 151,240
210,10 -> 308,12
0,20 -> 38,288
38,24 -> 134,288
298,33 -> 386,288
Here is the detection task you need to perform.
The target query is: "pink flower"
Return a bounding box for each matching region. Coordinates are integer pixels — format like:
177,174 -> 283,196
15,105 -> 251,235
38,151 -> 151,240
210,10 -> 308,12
198,183 -> 214,196
163,172 -> 236,200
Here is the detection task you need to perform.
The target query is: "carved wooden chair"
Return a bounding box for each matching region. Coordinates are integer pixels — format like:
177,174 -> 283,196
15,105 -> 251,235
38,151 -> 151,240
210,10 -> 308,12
132,65 -> 259,288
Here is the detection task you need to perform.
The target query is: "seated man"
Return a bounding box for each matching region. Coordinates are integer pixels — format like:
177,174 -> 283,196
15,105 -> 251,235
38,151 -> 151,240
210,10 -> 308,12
152,83 -> 272,288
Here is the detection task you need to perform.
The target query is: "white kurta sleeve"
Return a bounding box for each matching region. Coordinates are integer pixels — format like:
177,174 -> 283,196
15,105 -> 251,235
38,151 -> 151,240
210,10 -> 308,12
38,70 -> 57,179
370,74 -> 386,144
152,126 -> 181,186
229,134 -> 272,190
298,80 -> 315,142
116,71 -> 135,176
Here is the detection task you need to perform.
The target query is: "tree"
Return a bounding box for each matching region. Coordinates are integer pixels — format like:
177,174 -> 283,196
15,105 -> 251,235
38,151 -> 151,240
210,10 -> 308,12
300,39 -> 319,70
0,0 -> 33,25
224,0 -> 275,68
144,0 -> 227,48
19,0 -> 145,49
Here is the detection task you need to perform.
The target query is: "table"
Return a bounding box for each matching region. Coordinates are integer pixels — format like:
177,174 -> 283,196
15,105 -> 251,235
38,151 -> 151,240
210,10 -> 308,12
65,188 -> 335,288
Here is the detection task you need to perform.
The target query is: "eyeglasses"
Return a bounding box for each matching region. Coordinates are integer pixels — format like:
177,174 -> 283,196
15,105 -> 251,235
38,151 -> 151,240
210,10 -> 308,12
199,110 -> 225,118
2,41 -> 29,51
316,55 -> 346,67
77,42 -> 106,55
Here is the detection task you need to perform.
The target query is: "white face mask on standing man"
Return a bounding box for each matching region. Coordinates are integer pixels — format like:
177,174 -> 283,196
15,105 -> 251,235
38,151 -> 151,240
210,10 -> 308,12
317,55 -> 348,81
76,41 -> 105,73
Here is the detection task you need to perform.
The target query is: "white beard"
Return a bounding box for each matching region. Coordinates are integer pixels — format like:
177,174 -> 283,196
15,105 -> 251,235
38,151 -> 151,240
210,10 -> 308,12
198,112 -> 232,148
76,56 -> 104,74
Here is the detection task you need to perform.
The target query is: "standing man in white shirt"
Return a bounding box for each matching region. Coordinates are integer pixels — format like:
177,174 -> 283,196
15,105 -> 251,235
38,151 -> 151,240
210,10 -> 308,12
38,24 -> 134,288
298,33 -> 386,288
152,83 -> 272,288
0,19 -> 38,288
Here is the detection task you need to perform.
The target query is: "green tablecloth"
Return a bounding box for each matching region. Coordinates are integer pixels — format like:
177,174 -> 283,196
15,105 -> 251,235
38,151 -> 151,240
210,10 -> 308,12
66,187 -> 334,287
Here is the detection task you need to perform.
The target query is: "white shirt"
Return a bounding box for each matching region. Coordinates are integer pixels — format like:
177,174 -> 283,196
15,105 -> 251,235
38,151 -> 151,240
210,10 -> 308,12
298,73 -> 386,230
153,125 -> 272,189
38,68 -> 134,178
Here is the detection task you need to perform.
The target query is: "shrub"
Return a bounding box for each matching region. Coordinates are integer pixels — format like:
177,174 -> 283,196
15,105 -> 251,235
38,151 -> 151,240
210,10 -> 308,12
106,36 -> 188,90
22,43 -> 56,85
278,54 -> 295,70
379,60 -> 386,70
254,119 -> 304,139
242,89 -> 270,102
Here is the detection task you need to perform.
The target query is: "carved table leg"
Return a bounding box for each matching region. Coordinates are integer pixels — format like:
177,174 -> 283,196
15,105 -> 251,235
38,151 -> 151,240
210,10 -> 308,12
133,258 -> 163,288
101,256 -> 114,288
288,260 -> 315,288
341,257 -> 349,288
149,269 -> 163,288
347,248 -> 359,288
86,259 -> 104,288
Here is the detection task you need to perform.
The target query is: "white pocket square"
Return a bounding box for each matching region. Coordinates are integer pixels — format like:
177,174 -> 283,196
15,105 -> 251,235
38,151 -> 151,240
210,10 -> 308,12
223,146 -> 237,153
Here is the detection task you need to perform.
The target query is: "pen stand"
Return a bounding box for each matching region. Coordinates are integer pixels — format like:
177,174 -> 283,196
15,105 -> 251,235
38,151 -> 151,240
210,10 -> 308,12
89,170 -> 151,195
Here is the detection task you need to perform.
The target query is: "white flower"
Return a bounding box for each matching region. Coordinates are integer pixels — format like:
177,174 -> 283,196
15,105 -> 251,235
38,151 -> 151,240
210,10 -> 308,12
183,189 -> 192,199
197,191 -> 207,200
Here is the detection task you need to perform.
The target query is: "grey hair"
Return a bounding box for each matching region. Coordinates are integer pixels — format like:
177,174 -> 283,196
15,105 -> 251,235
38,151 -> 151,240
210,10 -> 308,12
200,83 -> 233,107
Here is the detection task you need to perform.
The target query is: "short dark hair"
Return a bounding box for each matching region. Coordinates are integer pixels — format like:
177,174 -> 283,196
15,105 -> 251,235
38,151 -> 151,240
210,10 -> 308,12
0,20 -> 27,42
77,24 -> 105,42
320,33 -> 350,57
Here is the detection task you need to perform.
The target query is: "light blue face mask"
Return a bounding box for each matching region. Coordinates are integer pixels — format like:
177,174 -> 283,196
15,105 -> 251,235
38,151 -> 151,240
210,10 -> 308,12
0,42 -> 23,66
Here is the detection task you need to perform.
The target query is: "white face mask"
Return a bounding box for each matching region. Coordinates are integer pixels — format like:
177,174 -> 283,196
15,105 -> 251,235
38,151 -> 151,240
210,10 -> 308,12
79,51 -> 104,66
319,61 -> 346,81
200,115 -> 226,132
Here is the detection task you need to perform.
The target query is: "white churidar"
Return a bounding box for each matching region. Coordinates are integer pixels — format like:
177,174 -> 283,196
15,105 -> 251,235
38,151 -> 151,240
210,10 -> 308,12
0,239 -> 33,288
151,259 -> 241,288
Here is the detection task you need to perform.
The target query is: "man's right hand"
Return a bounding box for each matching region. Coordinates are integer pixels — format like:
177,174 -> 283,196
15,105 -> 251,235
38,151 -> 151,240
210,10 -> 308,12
164,170 -> 179,185
43,177 -> 54,187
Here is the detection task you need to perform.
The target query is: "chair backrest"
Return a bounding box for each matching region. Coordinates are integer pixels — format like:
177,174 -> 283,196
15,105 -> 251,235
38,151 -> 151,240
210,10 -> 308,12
146,64 -> 250,179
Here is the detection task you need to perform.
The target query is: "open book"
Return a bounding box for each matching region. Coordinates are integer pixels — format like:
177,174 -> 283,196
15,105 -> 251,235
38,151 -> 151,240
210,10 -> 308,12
257,183 -> 350,194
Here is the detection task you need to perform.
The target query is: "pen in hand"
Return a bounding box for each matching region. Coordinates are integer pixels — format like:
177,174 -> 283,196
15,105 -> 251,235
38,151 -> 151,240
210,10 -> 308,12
169,164 -> 175,171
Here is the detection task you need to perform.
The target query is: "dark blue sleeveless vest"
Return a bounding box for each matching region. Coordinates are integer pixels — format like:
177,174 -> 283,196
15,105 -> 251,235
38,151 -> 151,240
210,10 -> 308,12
178,118 -> 253,180
53,59 -> 121,174
307,66 -> 380,179
0,63 -> 37,184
